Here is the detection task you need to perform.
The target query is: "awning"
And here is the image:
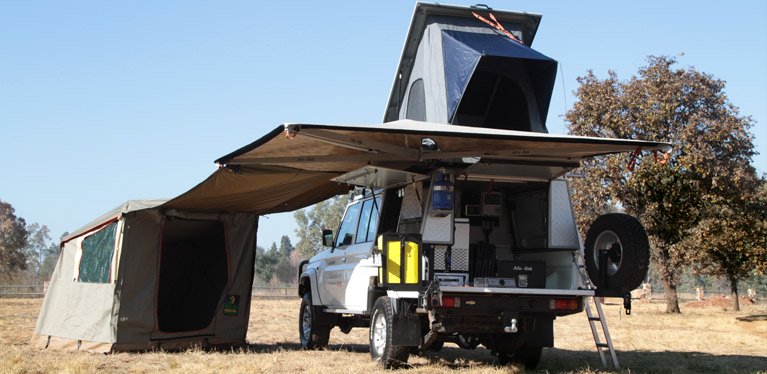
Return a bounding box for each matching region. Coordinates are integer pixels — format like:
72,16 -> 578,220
164,119 -> 670,214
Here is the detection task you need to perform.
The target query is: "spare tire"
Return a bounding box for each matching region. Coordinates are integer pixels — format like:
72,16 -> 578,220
584,213 -> 650,293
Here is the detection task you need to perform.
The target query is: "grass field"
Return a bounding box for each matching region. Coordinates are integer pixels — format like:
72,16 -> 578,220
1,297 -> 765,373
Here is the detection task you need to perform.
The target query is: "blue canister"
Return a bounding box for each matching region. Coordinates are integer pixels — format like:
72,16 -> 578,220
432,169 -> 454,214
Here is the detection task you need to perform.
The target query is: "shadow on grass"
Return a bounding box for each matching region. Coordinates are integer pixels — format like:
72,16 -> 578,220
736,314 -> 767,322
196,343 -> 766,372
244,342 -> 369,354
537,348 -> 766,373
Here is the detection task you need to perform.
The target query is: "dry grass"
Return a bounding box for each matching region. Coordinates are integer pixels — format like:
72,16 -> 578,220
1,297 -> 765,373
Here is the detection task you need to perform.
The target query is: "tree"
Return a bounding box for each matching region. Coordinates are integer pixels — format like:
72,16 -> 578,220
293,195 -> 349,256
273,256 -> 295,285
566,56 -> 757,313
0,200 -> 28,273
254,243 -> 279,284
688,175 -> 767,311
278,235 -> 294,258
25,223 -> 58,279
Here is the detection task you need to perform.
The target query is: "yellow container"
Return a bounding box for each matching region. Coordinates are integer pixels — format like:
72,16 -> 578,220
382,237 -> 419,284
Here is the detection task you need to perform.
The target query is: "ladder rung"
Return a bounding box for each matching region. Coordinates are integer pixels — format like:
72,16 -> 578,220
596,343 -> 609,348
588,317 -> 601,321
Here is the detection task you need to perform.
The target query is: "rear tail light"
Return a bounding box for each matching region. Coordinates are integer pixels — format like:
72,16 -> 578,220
551,298 -> 579,311
441,296 -> 461,307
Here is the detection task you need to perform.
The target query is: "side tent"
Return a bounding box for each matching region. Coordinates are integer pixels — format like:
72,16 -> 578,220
33,200 -> 258,352
384,4 -> 556,132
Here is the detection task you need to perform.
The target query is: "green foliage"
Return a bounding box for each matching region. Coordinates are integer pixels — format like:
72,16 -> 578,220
566,56 -> 757,313
686,176 -> 767,310
293,195 -> 349,256
0,200 -> 28,273
278,235 -> 294,258
25,223 -> 59,279
254,244 -> 279,284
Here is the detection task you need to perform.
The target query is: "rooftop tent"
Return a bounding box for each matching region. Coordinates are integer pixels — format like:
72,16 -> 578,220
384,4 -> 556,132
33,200 -> 258,352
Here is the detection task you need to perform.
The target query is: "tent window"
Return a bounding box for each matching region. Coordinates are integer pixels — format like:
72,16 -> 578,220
78,222 -> 117,283
336,202 -> 362,247
158,218 -> 228,333
453,69 -> 531,131
405,79 -> 426,121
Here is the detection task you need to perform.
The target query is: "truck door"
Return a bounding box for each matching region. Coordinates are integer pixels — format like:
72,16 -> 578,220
320,201 -> 362,308
340,196 -> 381,310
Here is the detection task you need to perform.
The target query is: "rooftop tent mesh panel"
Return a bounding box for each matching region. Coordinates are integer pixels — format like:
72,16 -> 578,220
441,30 -> 557,129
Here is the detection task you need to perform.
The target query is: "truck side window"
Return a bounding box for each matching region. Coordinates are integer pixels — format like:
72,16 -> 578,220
336,202 -> 362,247
355,199 -> 374,244
355,196 -> 381,244
366,196 -> 381,242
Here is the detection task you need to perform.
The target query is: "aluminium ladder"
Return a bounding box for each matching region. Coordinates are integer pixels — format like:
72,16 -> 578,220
584,296 -> 620,369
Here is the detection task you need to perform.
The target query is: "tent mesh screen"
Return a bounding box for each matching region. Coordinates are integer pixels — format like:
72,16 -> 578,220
78,222 -> 117,283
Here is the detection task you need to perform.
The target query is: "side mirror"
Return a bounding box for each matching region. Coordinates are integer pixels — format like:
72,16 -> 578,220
322,229 -> 334,247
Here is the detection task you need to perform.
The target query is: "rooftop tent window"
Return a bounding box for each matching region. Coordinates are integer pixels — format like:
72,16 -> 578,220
405,79 -> 426,121
441,30 -> 557,132
78,222 -> 117,284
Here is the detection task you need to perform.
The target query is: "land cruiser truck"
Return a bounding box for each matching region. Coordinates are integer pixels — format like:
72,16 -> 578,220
296,3 -> 666,368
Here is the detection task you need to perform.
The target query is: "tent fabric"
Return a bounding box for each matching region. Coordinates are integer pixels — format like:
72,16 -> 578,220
441,30 -> 557,125
385,7 -> 557,133
34,201 -> 259,352
163,165 -> 349,215
161,120 -> 669,214
384,4 -> 543,122
63,199 -> 167,243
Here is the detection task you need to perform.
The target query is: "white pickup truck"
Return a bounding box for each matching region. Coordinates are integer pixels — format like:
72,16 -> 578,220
293,2 -> 664,368
298,164 -> 651,368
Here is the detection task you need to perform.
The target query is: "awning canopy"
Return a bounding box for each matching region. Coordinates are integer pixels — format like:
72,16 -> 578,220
164,119 -> 670,214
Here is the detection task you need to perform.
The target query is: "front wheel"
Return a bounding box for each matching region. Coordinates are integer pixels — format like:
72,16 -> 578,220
299,293 -> 330,349
369,296 -> 410,368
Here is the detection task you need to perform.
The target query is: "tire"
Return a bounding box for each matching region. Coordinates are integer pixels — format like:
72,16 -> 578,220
299,293 -> 330,349
369,296 -> 410,368
498,346 -> 543,369
457,335 -> 480,350
428,340 -> 444,352
584,213 -> 650,292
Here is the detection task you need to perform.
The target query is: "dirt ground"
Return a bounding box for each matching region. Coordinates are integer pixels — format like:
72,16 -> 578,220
1,297 -> 765,373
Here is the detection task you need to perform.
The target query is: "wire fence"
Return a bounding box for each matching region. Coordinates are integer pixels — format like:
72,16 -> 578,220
1,284 -> 763,303
0,284 -> 47,298
0,284 -> 298,299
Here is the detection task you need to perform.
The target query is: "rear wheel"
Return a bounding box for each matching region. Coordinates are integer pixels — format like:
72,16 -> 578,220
498,346 -> 543,369
369,296 -> 410,368
299,293 -> 330,349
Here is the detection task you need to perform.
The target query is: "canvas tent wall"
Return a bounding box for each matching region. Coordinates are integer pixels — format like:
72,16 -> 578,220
33,200 -> 258,352
384,4 -> 556,133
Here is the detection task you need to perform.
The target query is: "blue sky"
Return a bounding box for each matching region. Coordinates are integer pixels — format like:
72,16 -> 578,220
1,1 -> 765,249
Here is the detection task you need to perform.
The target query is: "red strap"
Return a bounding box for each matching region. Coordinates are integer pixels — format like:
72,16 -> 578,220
472,11 -> 523,44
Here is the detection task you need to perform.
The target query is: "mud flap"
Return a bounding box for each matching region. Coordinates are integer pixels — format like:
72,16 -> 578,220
392,314 -> 421,346
526,318 -> 553,347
